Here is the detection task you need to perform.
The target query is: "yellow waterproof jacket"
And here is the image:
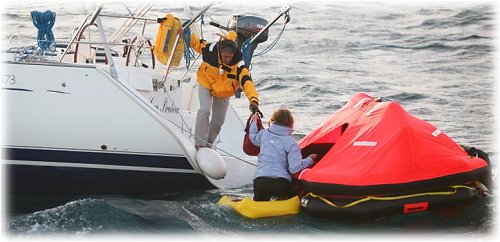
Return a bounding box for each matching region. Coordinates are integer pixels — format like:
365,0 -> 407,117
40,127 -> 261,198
189,33 -> 259,104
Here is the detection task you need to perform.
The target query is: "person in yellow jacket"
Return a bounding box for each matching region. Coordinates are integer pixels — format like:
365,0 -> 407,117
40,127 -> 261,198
187,30 -> 260,149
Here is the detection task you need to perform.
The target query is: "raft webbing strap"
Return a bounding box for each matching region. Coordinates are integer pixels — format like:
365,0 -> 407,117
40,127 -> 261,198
304,185 -> 478,209
163,29 -> 172,52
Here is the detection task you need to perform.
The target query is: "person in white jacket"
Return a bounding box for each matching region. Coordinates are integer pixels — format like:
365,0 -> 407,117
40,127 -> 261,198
249,108 -> 317,201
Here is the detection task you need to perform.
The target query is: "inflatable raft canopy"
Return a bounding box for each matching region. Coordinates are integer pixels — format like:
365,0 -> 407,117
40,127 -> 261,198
296,92 -> 491,219
298,92 -> 491,196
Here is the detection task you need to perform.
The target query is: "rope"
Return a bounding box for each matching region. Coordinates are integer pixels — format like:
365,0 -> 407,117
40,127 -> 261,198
31,10 -> 56,52
213,145 -> 257,167
13,45 -> 37,61
159,86 -> 257,167
241,39 -> 252,68
241,9 -> 290,68
182,27 -> 196,69
304,185 -> 478,209
253,22 -> 287,57
182,15 -> 205,70
200,13 -> 205,39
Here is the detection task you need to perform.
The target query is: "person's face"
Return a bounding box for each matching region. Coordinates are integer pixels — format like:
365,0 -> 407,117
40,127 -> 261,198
221,50 -> 234,65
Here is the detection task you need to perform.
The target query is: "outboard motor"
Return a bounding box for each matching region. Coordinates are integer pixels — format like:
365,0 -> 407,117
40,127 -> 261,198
228,15 -> 268,64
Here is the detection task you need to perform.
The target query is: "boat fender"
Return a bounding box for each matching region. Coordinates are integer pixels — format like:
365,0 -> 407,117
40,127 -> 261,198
195,148 -> 227,179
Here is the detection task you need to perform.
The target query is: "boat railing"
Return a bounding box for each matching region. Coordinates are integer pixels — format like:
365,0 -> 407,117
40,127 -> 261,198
58,6 -> 100,63
58,3 -> 158,78
57,2 -> 212,83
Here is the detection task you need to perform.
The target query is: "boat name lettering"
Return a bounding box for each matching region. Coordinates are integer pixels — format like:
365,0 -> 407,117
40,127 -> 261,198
150,97 -> 179,114
2,75 -> 16,85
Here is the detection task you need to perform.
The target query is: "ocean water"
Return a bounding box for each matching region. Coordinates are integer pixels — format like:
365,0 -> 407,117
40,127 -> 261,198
1,0 -> 498,240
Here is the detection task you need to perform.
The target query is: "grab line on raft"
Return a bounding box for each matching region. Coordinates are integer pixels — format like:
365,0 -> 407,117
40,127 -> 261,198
303,185 -> 478,209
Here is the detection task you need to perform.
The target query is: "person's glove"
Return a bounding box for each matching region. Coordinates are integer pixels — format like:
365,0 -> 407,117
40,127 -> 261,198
249,101 -> 263,117
249,101 -> 258,112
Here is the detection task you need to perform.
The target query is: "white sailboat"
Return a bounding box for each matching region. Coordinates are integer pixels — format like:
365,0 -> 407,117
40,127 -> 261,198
1,2 -> 291,196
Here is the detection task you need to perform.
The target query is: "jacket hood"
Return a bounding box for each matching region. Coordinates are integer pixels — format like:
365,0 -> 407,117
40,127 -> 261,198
269,122 -> 292,136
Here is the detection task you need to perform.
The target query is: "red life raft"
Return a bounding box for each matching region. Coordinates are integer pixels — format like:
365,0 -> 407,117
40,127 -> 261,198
296,92 -> 491,219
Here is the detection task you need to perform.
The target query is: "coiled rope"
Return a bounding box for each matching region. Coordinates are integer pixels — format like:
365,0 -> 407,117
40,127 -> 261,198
31,10 -> 56,52
182,14 -> 205,69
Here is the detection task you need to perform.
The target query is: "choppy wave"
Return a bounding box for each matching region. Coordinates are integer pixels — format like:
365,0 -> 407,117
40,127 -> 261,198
3,0 -> 496,237
8,198 -> 107,235
6,189 -> 495,235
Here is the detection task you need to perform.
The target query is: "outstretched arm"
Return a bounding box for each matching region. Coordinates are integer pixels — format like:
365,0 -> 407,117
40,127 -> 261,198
188,31 -> 206,54
249,114 -> 263,146
237,62 -> 259,105
287,143 -> 315,174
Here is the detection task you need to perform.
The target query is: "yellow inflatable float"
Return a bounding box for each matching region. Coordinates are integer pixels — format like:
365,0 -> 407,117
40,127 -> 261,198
153,13 -> 184,66
218,196 -> 300,219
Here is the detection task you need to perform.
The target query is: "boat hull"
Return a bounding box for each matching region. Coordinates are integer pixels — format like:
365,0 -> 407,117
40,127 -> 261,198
2,61 -> 256,204
6,163 -> 214,196
3,147 -> 215,196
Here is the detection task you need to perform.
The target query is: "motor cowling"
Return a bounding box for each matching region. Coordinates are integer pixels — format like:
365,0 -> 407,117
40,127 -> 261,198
228,15 -> 268,44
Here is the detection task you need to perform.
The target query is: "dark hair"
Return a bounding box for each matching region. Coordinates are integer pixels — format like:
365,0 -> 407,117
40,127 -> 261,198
219,39 -> 236,53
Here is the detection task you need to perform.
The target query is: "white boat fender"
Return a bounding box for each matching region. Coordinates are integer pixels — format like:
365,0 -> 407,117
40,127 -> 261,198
195,147 -> 227,179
